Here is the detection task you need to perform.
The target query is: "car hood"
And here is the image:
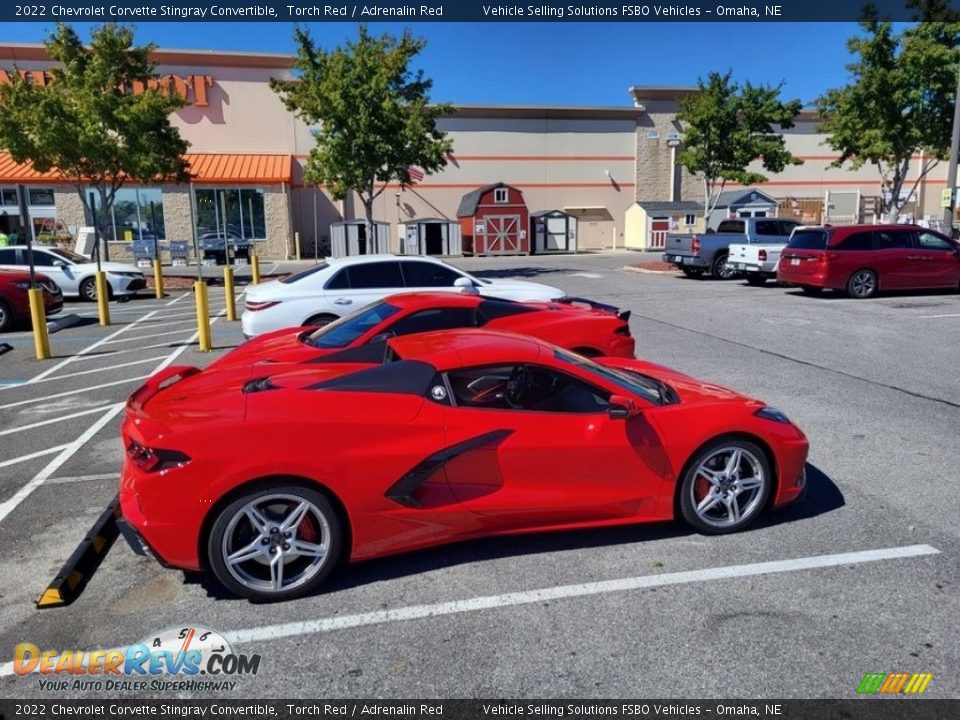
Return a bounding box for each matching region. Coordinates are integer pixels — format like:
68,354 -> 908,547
208,327 -> 317,370
598,357 -> 760,406
76,261 -> 143,274
476,277 -> 565,300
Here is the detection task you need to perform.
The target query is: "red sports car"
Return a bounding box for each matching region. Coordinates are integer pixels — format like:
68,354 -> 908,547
212,292 -> 634,370
0,268 -> 63,333
119,330 -> 809,602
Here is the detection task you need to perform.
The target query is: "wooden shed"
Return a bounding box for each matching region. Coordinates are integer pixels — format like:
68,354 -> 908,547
707,188 -> 779,230
456,182 -> 530,256
530,210 -> 577,254
329,220 -> 391,258
398,218 -> 462,256
624,201 -> 704,251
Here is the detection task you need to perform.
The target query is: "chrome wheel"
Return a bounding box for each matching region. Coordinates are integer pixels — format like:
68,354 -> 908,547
79,277 -> 98,302
0,300 -> 11,332
847,270 -> 877,299
220,493 -> 331,595
712,254 -> 736,280
686,445 -> 768,531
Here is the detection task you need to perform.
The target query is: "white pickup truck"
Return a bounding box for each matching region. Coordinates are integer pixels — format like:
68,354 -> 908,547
728,241 -> 789,285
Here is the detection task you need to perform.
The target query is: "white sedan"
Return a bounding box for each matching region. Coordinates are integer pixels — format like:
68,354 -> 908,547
0,246 -> 146,300
241,254 -> 566,337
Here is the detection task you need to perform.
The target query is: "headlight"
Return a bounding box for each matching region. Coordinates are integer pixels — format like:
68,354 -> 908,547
112,272 -> 144,279
755,406 -> 791,424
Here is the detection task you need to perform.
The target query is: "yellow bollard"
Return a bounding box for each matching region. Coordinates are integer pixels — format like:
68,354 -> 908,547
194,280 -> 212,352
250,253 -> 261,285
95,271 -> 110,327
153,259 -> 164,300
223,266 -> 237,321
27,288 -> 51,360
295,231 -> 301,261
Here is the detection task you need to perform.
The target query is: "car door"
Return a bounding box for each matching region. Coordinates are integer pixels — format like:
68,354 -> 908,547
872,229 -> 917,290
914,231 -> 960,288
27,249 -> 75,294
399,260 -> 467,292
0,247 -> 21,272
437,363 -> 665,529
327,261 -> 405,312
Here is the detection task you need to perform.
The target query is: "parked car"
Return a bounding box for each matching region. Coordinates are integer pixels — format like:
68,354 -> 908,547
241,254 -> 566,338
0,269 -> 63,332
664,218 -> 801,279
0,246 -> 146,301
119,329 -> 809,601
729,240 -> 791,285
216,292 -> 633,371
777,224 -> 960,298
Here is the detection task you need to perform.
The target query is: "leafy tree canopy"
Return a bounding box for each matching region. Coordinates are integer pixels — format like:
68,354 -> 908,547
677,71 -> 803,215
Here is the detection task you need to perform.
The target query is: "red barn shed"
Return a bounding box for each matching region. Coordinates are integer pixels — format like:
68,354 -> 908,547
456,182 -> 530,256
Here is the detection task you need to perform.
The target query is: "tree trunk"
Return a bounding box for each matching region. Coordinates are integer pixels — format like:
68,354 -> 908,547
362,195 -> 375,254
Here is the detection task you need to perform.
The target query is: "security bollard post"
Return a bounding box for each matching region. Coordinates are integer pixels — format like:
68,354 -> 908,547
194,280 -> 212,352
27,288 -> 51,360
95,271 -> 110,327
153,259 -> 164,299
223,266 -> 237,321
250,253 -> 261,285
295,231 -> 301,261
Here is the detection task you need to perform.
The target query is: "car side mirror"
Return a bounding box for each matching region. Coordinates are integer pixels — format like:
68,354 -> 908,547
53,260 -> 67,267
454,277 -> 479,295
608,394 -> 641,420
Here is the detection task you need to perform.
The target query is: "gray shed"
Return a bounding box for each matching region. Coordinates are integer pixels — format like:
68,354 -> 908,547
398,218 -> 462,256
708,188 -> 779,230
329,220 -> 391,258
530,210 -> 577,254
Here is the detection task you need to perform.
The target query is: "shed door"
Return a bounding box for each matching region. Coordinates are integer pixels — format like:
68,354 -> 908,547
649,218 -> 670,250
544,216 -> 567,251
486,215 -> 521,255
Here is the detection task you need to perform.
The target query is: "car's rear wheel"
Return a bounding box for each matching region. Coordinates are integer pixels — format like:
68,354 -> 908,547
745,273 -> 767,286
711,254 -> 736,280
679,439 -> 772,535
304,313 -> 338,327
680,267 -> 705,279
847,269 -> 878,299
207,485 -> 343,601
0,299 -> 13,332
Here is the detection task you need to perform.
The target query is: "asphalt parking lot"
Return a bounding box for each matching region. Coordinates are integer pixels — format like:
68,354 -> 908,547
0,252 -> 957,699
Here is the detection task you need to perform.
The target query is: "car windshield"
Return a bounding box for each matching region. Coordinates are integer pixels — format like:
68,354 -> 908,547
48,249 -> 88,264
280,263 -> 329,284
786,230 -> 829,250
554,348 -> 666,405
304,301 -> 401,349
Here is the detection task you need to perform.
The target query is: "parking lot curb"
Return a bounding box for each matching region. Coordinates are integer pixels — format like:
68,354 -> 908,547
622,265 -> 678,275
45,314 -> 84,334
36,496 -> 121,609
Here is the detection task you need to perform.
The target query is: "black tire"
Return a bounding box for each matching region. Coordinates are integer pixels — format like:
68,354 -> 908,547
711,254 -> 736,280
745,273 -> 767,286
0,299 -> 13,333
846,269 -> 878,299
303,313 -> 339,327
679,438 -> 772,535
680,267 -> 705,279
799,286 -> 823,296
207,483 -> 344,602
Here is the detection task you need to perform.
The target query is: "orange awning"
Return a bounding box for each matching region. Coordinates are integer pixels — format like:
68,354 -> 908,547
0,152 -> 294,185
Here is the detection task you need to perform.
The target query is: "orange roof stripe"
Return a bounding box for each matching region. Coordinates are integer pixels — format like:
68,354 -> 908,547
0,152 -> 293,185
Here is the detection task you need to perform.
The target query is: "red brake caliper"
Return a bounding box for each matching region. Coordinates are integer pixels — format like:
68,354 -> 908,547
297,515 -> 318,543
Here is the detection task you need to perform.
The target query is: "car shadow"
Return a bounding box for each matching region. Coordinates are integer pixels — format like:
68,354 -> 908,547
469,267 -> 571,280
186,462 -> 845,603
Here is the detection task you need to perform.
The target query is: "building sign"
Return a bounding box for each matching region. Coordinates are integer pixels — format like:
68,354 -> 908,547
0,69 -> 215,107
941,188 -> 954,208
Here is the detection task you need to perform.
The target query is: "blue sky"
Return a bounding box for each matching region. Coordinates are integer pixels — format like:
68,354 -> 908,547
4,22 -> 863,106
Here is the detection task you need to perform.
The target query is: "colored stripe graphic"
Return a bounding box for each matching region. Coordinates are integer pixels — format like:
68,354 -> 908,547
857,672 -> 933,694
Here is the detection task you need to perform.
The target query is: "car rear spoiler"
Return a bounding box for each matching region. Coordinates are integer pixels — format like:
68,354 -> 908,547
558,296 -> 631,321
127,365 -> 201,410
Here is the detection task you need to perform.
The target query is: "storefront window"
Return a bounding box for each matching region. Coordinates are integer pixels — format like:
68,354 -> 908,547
194,187 -> 266,241
88,187 -> 164,242
28,188 -> 55,206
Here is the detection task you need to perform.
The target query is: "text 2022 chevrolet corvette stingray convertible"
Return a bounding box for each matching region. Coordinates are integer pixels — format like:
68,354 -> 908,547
119,330 -> 808,601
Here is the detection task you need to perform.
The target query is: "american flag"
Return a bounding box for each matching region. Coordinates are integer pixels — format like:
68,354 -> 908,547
404,165 -> 424,182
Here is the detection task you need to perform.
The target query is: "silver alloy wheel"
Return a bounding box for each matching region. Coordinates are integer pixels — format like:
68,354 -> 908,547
849,270 -> 876,298
0,301 -> 9,332
221,493 -> 331,594
689,446 -> 766,529
713,255 -> 736,280
80,277 -> 98,301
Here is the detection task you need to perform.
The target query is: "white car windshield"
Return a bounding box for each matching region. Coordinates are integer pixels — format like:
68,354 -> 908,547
49,249 -> 89,264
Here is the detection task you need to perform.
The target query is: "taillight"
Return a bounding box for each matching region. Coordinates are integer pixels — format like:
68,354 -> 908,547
758,249 -> 767,262
245,300 -> 280,312
691,237 -> 701,254
126,440 -> 191,473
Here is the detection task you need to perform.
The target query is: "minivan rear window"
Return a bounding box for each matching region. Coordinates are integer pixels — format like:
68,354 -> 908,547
787,230 -> 829,250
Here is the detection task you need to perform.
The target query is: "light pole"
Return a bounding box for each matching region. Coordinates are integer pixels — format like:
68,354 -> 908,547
942,61 -> 960,232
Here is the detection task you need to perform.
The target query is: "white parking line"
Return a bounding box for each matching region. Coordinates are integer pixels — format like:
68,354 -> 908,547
48,473 -> 119,485
17,356 -> 168,386
116,318 -> 197,331
101,329 -> 198,345
0,404 -> 122,437
918,313 -> 960,319
0,376 -> 149,411
70,341 -> 194,361
0,543 -> 938,677
0,445 -> 70,470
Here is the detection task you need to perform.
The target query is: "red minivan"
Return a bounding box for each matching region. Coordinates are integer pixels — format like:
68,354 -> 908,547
777,224 -> 960,298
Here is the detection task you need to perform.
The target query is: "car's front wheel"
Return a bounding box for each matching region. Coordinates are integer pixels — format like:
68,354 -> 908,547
679,439 -> 772,535
711,254 -> 736,280
0,299 -> 13,332
207,484 -> 343,602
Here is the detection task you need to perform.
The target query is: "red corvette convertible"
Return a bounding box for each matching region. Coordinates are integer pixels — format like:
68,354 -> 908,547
119,330 -> 808,602
212,292 -> 634,370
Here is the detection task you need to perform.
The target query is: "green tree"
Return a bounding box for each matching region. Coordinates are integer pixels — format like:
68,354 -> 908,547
677,71 -> 803,216
0,23 -> 190,255
272,25 -> 453,242
817,7 -> 960,221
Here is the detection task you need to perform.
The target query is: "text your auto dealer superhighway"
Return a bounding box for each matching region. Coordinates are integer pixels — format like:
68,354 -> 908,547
48,5 -> 277,18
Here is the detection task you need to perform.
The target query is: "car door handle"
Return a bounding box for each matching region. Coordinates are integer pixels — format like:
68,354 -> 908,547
333,298 -> 352,305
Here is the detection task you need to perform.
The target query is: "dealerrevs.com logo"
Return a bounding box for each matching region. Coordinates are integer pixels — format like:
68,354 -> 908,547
14,626 -> 260,692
